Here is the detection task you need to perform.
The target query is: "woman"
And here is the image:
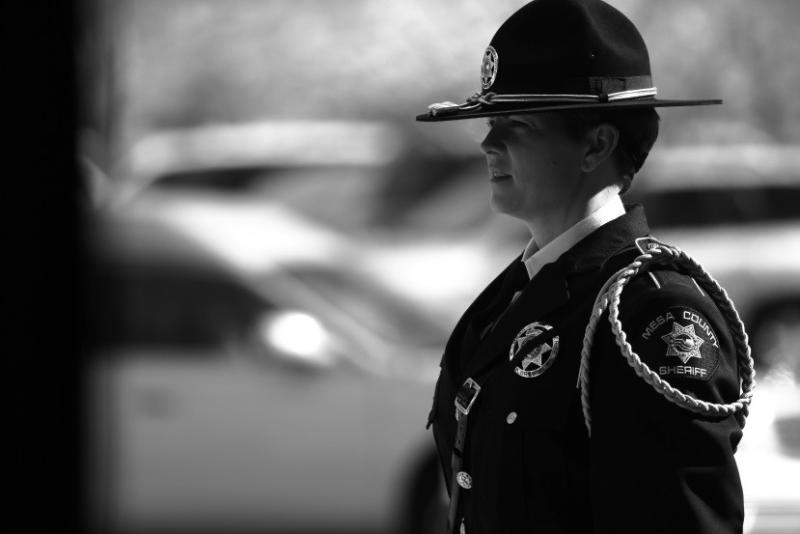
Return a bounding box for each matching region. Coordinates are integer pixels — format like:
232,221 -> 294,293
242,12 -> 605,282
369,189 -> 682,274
418,1 -> 754,533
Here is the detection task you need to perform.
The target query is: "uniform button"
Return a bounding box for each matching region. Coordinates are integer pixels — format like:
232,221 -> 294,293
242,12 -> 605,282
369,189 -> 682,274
506,411 -> 518,424
456,471 -> 472,489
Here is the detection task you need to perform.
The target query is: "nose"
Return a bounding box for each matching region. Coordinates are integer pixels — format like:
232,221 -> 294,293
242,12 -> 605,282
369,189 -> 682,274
480,123 -> 503,156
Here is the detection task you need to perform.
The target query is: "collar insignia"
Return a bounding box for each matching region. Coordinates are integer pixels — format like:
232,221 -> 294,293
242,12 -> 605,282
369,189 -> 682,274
661,322 -> 704,364
509,322 -> 559,378
481,45 -> 499,90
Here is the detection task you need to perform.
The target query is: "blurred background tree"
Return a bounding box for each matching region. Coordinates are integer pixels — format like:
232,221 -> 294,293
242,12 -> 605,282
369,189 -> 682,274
79,0 -> 800,185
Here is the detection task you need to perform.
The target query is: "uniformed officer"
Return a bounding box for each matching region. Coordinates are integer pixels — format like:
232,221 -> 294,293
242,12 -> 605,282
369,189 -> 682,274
418,1 -> 755,533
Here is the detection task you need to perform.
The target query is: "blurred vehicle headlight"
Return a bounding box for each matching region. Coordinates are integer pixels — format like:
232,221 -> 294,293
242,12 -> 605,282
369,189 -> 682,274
257,310 -> 334,366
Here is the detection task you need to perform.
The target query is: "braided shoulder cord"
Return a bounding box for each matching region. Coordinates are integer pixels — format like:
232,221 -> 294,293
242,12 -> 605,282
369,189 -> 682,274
578,243 -> 756,437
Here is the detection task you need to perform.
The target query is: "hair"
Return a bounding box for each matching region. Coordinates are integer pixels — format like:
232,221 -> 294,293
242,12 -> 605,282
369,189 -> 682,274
559,108 -> 660,194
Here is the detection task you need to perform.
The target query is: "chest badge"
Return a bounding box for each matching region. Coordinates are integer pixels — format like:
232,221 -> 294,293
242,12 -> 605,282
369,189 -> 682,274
509,322 -> 559,378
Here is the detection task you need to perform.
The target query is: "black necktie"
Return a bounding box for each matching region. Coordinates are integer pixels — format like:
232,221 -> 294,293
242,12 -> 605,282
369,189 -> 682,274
479,260 -> 529,339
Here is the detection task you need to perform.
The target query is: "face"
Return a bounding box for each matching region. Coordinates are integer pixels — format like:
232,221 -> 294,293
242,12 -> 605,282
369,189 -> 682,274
480,112 -> 586,222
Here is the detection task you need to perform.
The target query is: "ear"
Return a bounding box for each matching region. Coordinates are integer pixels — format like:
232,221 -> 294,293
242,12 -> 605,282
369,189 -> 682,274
580,123 -> 619,173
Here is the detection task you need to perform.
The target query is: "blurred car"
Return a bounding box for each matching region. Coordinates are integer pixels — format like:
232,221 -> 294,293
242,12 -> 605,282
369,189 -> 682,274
97,123 -> 799,532
86,191 -> 449,534
105,120 -> 518,325
628,145 -> 800,533
629,145 -> 800,376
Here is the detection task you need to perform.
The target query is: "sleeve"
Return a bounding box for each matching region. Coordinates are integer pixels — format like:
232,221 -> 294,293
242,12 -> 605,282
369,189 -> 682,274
588,269 -> 745,534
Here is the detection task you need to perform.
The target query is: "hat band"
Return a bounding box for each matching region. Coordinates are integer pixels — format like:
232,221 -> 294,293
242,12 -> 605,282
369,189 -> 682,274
488,87 -> 657,103
427,87 -> 657,116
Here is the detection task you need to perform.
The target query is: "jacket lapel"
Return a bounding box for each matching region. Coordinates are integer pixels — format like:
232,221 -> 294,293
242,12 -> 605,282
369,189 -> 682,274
440,256 -> 522,383
460,261 -> 570,380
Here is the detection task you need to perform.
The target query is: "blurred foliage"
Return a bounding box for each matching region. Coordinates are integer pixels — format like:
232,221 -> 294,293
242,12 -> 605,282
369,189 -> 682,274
87,0 -> 800,156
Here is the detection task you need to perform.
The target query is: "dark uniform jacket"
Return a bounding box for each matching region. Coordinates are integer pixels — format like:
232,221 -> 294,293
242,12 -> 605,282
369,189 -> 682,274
428,205 -> 745,533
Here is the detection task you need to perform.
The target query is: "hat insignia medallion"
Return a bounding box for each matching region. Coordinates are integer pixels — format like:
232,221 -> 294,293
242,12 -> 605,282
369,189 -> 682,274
480,45 -> 499,90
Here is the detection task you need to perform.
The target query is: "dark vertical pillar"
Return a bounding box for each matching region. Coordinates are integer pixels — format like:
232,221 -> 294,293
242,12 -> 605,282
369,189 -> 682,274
5,0 -> 82,532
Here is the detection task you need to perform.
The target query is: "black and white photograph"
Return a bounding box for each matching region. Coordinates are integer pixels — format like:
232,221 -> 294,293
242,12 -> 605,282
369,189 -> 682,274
10,1 -> 800,533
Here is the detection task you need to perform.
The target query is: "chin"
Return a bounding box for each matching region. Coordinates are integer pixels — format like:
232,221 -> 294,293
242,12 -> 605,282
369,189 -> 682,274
489,194 -> 522,218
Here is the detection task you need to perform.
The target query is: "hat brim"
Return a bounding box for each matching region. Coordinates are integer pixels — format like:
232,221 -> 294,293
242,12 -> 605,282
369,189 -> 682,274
416,98 -> 722,122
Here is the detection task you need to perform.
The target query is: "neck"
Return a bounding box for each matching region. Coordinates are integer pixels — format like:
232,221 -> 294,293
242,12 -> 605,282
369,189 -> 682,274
525,186 -> 621,248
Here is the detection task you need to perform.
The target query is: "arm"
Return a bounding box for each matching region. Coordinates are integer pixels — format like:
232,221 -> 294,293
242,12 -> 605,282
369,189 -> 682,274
588,271 -> 745,534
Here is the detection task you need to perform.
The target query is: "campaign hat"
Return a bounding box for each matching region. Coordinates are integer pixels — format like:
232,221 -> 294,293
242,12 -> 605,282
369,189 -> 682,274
417,0 -> 721,122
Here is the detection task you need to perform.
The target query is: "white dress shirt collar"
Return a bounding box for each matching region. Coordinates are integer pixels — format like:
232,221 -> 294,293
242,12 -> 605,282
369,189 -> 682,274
521,195 -> 626,280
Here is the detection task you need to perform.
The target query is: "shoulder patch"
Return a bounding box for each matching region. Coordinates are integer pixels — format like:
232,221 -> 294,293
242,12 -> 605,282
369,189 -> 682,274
635,307 -> 720,382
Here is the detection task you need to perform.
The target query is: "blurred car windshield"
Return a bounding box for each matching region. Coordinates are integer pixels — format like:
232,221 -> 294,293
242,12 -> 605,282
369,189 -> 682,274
630,185 -> 800,228
285,266 -> 447,348
153,165 -> 383,233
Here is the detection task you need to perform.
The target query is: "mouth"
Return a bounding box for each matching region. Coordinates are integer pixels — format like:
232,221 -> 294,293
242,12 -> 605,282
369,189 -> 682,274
490,170 -> 513,183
